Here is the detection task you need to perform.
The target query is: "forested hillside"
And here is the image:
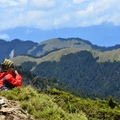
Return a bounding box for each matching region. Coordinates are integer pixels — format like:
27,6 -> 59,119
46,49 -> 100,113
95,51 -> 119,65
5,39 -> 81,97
29,51 -> 120,101
16,66 -> 85,98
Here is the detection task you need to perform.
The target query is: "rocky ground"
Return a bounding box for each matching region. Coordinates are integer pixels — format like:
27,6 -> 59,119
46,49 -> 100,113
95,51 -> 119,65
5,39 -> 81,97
0,96 -> 34,120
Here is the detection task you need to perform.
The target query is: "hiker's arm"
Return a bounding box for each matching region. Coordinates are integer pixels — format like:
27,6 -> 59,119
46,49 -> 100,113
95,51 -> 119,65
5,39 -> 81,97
5,73 -> 22,86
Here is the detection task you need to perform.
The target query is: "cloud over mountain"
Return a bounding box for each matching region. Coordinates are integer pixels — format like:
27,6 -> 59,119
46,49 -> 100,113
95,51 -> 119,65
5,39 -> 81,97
0,0 -> 120,30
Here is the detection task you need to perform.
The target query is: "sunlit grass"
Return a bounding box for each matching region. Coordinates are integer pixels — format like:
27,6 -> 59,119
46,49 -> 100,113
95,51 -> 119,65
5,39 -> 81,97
0,86 -> 87,120
1,86 -> 120,120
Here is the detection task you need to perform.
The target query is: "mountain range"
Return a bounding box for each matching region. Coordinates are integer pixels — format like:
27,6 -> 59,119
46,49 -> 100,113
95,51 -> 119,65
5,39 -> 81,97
1,37 -> 120,62
1,38 -> 120,101
2,25 -> 120,47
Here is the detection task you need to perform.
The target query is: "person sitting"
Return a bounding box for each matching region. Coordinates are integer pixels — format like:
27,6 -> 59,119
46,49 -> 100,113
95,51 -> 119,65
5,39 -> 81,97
0,58 -> 22,90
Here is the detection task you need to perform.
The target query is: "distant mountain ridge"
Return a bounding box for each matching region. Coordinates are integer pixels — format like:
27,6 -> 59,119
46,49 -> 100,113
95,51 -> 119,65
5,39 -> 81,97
1,37 -> 120,101
0,37 -> 120,62
2,25 -> 120,47
0,39 -> 38,61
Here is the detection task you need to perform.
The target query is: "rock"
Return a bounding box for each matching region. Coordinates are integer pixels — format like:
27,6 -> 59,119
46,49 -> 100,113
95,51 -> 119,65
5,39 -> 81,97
0,108 -> 14,112
0,96 -> 34,120
0,99 -> 5,105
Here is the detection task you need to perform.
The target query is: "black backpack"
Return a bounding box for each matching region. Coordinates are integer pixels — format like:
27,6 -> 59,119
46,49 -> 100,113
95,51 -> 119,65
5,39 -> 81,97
0,63 -> 2,72
0,63 -> 6,72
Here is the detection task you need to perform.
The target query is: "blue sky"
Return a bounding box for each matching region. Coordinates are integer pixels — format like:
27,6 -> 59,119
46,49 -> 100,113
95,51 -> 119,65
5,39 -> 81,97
0,0 -> 120,46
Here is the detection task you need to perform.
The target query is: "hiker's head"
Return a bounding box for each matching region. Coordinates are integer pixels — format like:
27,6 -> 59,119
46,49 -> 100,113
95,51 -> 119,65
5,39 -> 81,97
2,58 -> 15,71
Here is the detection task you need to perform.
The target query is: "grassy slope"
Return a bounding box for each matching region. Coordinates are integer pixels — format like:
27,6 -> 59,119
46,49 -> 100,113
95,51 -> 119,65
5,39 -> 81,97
1,86 -> 120,120
37,38 -> 92,52
27,38 -> 92,57
0,86 -> 87,120
97,48 -> 120,62
12,48 -> 120,67
11,48 -> 84,67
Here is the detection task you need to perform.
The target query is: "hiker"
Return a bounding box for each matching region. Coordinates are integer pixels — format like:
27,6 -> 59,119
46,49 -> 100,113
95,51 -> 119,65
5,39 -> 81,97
0,58 -> 22,90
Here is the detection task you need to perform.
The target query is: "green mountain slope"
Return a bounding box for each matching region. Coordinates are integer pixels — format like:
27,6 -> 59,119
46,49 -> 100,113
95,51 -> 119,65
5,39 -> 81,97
1,86 -> 120,120
16,66 -> 85,98
12,49 -> 120,101
32,51 -> 120,100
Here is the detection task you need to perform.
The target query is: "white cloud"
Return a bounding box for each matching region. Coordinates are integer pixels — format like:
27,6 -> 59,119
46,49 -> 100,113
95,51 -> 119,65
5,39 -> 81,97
29,0 -> 56,9
19,0 -> 28,4
0,0 -> 120,30
0,34 -> 9,39
0,0 -> 28,6
74,0 -> 120,26
25,28 -> 33,34
73,0 -> 84,4
54,14 -> 70,26
108,13 -> 120,25
0,0 -> 18,6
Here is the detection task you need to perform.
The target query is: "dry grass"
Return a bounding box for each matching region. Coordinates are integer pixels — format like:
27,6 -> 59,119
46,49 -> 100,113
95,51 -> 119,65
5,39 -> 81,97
11,48 -> 120,70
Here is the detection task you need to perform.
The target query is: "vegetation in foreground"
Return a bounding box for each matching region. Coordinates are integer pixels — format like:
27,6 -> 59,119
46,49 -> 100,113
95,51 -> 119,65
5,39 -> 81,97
1,86 -> 120,120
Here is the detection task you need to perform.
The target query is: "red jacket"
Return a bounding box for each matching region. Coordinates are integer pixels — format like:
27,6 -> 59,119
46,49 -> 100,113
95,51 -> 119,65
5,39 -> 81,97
0,71 -> 22,90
